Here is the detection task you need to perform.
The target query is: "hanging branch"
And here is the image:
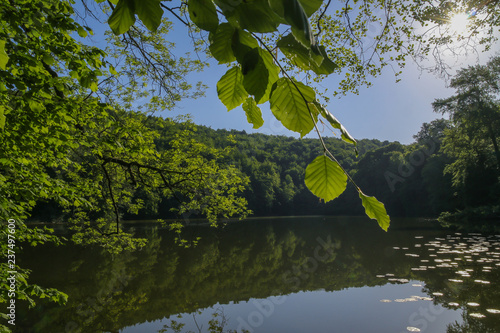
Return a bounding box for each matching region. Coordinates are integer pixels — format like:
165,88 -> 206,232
252,33 -> 362,192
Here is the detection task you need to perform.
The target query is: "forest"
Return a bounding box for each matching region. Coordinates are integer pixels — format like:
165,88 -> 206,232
26,56 -> 500,226
32,68 -> 500,227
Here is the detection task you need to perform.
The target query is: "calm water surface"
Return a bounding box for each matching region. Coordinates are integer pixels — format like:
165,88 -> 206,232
17,217 -> 500,332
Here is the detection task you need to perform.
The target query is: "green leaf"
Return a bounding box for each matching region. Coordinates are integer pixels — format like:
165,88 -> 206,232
0,105 -> 5,130
217,0 -> 279,33
108,0 -> 162,35
213,0 -> 240,17
311,45 -> 337,74
217,66 -> 248,111
77,27 -> 88,38
256,47 -> 279,104
90,81 -> 98,92
298,0 -> 322,17
209,23 -> 236,64
28,100 -> 44,113
359,192 -> 390,231
277,34 -> 337,75
269,78 -> 318,137
134,0 -> 163,32
242,97 -> 264,129
42,54 -> 54,66
283,0 -> 313,47
188,0 -> 219,32
278,34 -> 315,69
314,102 -> 357,145
0,40 -> 9,70
108,0 -> 136,35
305,155 -> 347,202
231,29 -> 259,63
231,29 -> 278,104
241,48 -> 268,102
109,65 -> 118,75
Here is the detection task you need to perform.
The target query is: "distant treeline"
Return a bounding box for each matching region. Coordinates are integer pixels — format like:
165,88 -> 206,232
170,120 -> 455,218
32,115 -> 499,226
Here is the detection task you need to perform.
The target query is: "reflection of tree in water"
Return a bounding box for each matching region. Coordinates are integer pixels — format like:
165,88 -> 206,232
447,312 -> 498,333
384,231 -> 500,332
17,228 -> 164,332
158,307 -> 250,333
18,219 -> 348,332
18,218 -> 500,332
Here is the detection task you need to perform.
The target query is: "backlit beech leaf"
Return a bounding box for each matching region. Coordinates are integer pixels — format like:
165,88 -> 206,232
305,155 -> 347,202
133,0 -> 163,32
0,40 -> 9,70
188,0 -> 219,32
359,192 -> 390,231
220,0 -> 280,33
269,0 -> 313,47
241,48 -> 268,102
278,34 -> 338,75
269,78 -> 317,137
298,0 -> 322,17
242,97 -> 264,128
209,23 -> 236,64
108,0 -> 136,35
217,66 -> 247,111
108,0 -> 163,35
314,102 -> 356,146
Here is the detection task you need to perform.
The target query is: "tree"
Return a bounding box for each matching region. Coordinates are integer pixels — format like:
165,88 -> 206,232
91,0 -> 498,230
433,57 -> 500,220
0,0 -> 248,328
89,0 -> 392,231
414,119 -> 457,215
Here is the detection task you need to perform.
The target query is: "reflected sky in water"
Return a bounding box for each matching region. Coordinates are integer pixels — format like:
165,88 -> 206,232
18,217 -> 500,333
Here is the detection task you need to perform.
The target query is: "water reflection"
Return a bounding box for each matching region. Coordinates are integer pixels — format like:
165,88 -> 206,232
17,217 -> 500,332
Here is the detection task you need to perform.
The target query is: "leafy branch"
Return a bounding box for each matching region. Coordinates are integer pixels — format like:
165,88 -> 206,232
103,0 -> 390,231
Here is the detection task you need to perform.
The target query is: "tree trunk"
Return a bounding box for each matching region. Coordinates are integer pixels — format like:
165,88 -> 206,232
487,122 -> 500,172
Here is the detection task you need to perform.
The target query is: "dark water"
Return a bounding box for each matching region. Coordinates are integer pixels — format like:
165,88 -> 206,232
16,216 -> 500,333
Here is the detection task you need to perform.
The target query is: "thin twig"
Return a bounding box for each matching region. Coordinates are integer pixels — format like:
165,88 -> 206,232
315,0 -> 332,37
160,3 -> 190,27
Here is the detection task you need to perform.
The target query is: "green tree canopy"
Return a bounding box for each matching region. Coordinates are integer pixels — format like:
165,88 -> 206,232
433,56 -> 500,220
0,0 -> 248,328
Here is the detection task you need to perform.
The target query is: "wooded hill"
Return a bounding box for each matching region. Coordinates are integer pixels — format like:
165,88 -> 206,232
32,114 -> 498,226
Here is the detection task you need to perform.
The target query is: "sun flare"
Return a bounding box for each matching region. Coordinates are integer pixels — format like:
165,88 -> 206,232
448,12 -> 469,34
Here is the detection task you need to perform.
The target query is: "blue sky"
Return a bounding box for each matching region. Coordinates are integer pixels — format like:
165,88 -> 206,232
80,2 -> 498,145
172,57 -> 455,144
162,26 -> 497,145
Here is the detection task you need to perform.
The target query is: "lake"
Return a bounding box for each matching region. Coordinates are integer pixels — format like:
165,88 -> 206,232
17,216 -> 500,333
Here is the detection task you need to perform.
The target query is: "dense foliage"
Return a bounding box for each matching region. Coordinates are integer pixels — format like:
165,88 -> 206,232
0,0 -> 247,329
29,107 -> 496,224
141,116 -> 485,221
433,57 -> 500,226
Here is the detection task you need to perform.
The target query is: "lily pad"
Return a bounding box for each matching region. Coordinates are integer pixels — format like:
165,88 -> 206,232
469,313 -> 486,318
